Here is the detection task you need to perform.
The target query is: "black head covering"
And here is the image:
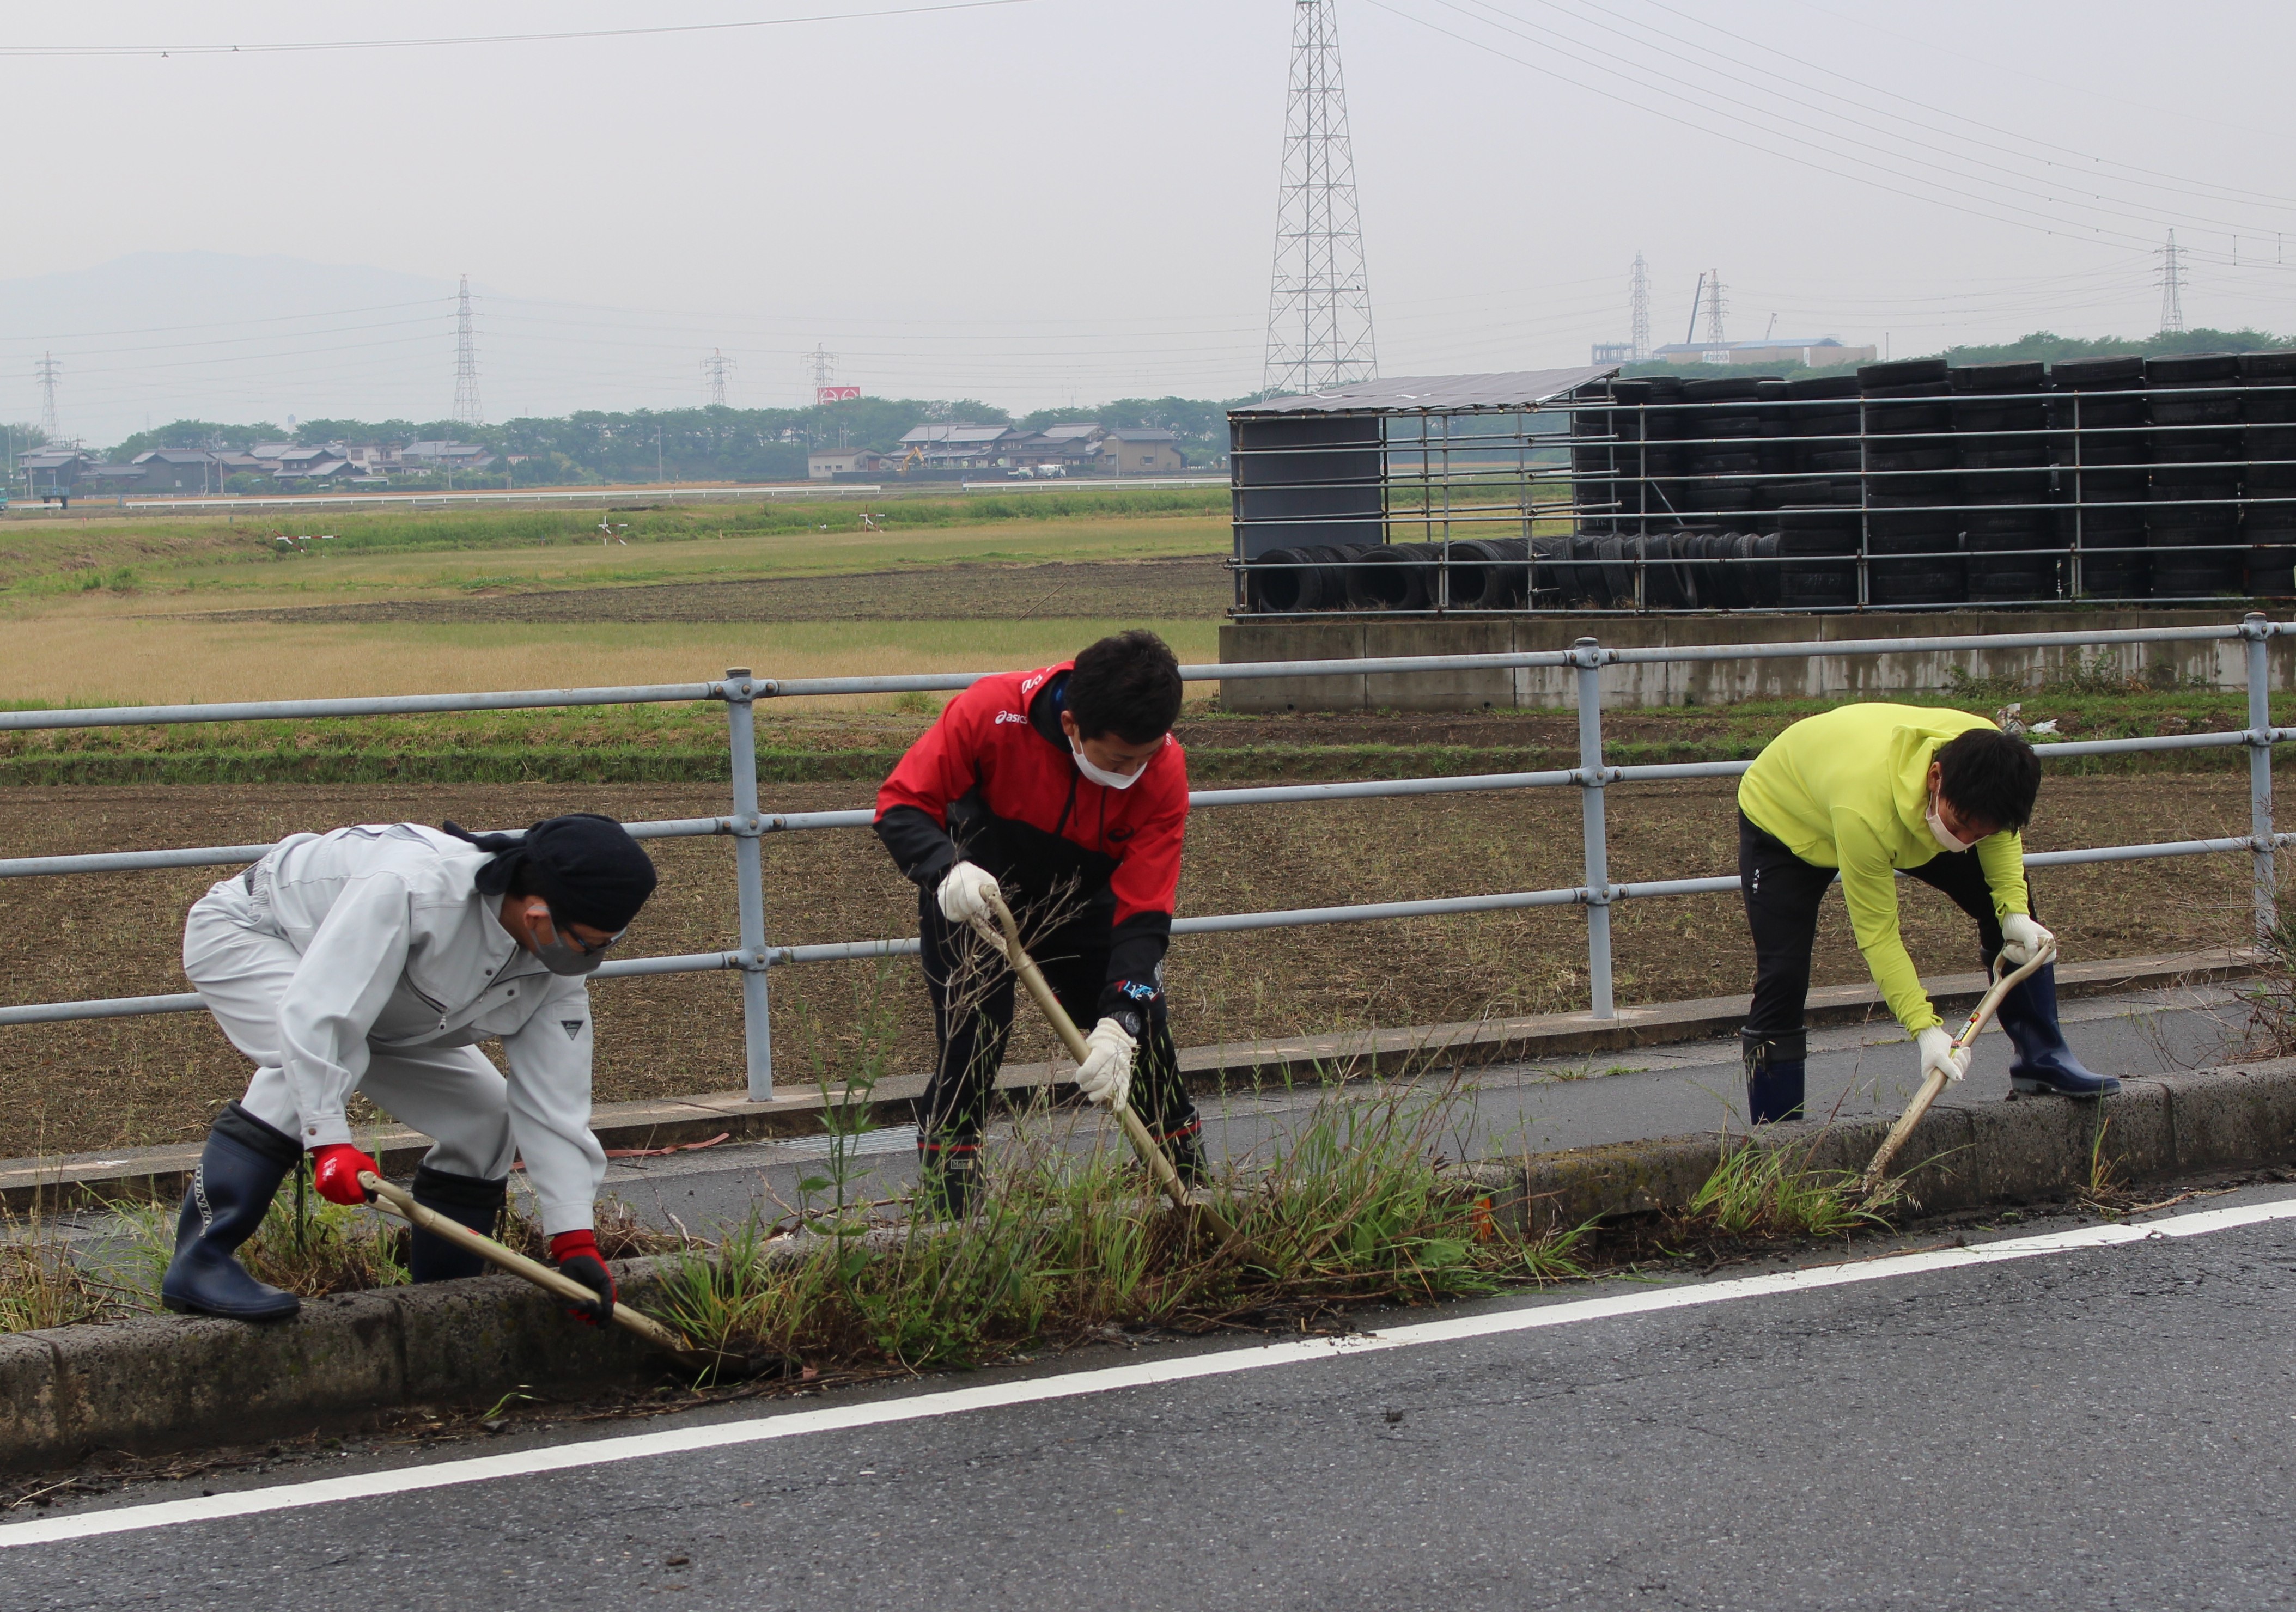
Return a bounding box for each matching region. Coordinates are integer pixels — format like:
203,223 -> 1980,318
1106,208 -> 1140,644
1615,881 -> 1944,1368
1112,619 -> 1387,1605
442,812 -> 658,932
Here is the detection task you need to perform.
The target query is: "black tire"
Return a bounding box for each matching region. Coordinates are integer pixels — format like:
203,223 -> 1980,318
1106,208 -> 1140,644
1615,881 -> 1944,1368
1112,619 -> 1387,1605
1247,548 -> 1308,613
2147,353 -> 2240,384
1859,358 -> 1951,388
2051,355 -> 2143,387
1950,360 -> 2047,393
1680,377 -> 1776,403
1356,544 -> 1437,609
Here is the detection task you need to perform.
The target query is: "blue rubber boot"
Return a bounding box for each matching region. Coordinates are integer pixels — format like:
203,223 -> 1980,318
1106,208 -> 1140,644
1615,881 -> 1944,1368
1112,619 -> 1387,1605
160,1102 -> 302,1321
1997,962 -> 2120,1098
1741,1029 -> 1807,1125
407,1164 -> 508,1284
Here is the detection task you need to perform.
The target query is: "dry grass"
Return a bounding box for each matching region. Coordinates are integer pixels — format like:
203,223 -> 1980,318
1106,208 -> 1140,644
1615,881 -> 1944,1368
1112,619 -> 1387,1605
0,615 -> 1223,710
0,770 -> 2256,1162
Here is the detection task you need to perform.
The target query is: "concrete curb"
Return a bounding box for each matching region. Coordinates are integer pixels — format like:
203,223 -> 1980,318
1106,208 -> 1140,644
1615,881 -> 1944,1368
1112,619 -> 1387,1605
4,1053 -> 2294,1474
0,947 -> 2250,1212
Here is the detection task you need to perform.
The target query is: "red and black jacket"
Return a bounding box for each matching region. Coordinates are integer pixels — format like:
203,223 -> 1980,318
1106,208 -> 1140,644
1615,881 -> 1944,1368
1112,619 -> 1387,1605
874,663 -> 1186,1008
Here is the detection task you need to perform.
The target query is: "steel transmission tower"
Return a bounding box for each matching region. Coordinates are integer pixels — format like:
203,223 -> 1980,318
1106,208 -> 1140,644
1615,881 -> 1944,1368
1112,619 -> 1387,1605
702,349 -> 735,407
1628,252 -> 1652,361
1701,271 -> 1728,344
452,274 -> 484,426
33,353 -> 60,438
2158,230 -> 2188,334
1262,0 -> 1377,397
800,344 -> 838,403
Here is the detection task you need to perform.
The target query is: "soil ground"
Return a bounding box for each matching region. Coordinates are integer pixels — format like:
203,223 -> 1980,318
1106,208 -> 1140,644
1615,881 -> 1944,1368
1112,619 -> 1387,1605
0,770 -> 2257,1161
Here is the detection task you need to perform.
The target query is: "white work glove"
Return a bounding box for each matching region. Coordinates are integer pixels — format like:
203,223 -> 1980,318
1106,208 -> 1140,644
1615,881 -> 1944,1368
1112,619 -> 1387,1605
1917,1025 -> 1971,1085
2000,913 -> 2056,968
1074,1016 -> 1136,1110
935,860 -> 1001,927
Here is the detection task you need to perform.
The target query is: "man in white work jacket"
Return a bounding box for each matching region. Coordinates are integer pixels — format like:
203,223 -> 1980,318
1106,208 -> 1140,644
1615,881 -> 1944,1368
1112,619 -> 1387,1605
162,813 -> 658,1322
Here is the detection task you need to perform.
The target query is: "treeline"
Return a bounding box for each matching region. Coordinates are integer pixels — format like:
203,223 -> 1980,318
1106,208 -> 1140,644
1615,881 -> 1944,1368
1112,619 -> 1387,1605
1623,326 -> 2296,384
98,393 -> 1250,484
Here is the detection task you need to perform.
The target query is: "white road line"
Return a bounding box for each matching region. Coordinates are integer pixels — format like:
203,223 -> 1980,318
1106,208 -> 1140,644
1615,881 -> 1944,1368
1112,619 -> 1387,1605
5,1193 -> 2291,1550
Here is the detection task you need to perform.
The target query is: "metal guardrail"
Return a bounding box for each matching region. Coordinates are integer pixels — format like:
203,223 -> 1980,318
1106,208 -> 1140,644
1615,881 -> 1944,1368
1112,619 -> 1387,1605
0,616 -> 2285,1097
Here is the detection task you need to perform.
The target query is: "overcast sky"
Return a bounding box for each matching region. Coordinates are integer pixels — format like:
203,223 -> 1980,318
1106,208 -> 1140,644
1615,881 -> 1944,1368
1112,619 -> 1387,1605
7,0 -> 2296,444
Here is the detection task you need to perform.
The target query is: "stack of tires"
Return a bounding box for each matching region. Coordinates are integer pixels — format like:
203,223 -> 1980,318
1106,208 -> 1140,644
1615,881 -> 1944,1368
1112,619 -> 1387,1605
1639,375 -> 1689,533
2048,355 -> 2148,597
2145,353 -> 2245,597
1953,359 -> 2056,602
1570,388 -> 1622,537
1850,358 -> 1955,607
1244,544 -> 1371,612
2242,351 -> 2296,597
1675,376 -> 1773,528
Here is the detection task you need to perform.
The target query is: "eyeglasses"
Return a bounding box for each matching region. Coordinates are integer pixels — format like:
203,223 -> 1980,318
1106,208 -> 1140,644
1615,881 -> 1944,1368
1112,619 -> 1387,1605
541,909 -> 626,956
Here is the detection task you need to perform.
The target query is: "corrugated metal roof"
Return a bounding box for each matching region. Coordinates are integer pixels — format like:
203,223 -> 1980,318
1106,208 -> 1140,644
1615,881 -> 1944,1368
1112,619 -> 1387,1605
1231,367 -> 1618,416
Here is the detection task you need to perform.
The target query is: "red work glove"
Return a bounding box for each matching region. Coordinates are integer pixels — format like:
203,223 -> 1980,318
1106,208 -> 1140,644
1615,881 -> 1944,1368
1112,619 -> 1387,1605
549,1230 -> 616,1327
309,1144 -> 381,1206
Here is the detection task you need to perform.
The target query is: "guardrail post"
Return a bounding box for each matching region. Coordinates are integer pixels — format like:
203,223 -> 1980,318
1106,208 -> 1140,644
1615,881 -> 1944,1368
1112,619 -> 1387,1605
720,667 -> 775,1099
1572,636 -> 1615,1019
2244,614 -> 2277,942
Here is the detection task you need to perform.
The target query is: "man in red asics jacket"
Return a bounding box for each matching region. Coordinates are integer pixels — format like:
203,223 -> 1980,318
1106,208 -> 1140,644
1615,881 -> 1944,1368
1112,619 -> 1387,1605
875,629 -> 1202,1214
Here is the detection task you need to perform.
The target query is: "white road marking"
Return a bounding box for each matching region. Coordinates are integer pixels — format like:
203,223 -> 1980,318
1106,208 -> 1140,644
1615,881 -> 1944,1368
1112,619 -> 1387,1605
5,1193 -> 2291,1550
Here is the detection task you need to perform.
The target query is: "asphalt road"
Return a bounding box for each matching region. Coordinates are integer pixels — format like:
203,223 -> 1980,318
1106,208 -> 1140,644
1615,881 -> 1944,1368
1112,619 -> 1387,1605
6,1184 -> 2292,1609
590,981 -> 2242,1237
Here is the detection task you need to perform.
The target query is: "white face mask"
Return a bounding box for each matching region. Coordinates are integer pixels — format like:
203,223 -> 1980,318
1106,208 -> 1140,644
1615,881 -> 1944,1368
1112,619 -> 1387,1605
1071,737 -> 1157,791
1926,790 -> 1977,854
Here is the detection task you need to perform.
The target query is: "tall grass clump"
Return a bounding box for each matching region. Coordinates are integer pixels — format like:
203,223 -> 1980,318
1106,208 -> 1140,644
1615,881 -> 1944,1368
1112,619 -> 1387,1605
655,1078 -> 1585,1374
1688,1135 -> 1897,1241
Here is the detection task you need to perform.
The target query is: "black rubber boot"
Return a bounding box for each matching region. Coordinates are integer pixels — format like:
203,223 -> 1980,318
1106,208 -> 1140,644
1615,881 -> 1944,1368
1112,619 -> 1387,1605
914,1137 -> 980,1220
1742,1029 -> 1807,1125
1164,1131 -> 1210,1188
1997,962 -> 2121,1097
161,1102 -> 302,1321
407,1164 -> 509,1283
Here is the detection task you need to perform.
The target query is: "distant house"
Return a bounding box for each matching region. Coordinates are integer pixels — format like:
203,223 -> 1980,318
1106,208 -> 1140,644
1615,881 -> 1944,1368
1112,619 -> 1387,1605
400,441 -> 496,471
211,451 -> 266,478
17,450 -> 90,497
84,462 -> 148,492
273,457 -> 368,487
1648,336 -> 1878,369
1098,428 -> 1186,474
340,443 -> 399,473
1012,423 -> 1107,468
130,449 -> 221,493
246,442 -> 301,472
807,447 -> 888,479
897,424 -> 1025,469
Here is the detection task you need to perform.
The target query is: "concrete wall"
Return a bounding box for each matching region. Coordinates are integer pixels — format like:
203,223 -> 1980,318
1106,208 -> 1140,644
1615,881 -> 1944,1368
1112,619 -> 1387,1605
1218,610 -> 2296,712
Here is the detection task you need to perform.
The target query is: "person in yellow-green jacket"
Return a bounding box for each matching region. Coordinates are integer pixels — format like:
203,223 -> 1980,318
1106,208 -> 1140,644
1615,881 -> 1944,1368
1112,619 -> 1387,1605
1735,703 -> 2116,1124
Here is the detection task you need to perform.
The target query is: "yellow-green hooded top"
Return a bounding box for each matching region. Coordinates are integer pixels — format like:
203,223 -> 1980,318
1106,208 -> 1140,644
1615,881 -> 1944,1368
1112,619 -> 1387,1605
1737,703 -> 2030,1035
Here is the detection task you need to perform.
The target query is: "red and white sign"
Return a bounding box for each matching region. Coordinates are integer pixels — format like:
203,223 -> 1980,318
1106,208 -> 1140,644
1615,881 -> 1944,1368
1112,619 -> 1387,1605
815,386 -> 861,404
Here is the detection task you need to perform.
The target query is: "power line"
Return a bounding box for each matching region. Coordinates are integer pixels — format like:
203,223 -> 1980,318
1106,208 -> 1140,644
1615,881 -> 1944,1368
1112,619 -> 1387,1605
1702,269 -> 1727,344
1264,0 -> 1378,398
452,274 -> 483,427
0,0 -> 1045,58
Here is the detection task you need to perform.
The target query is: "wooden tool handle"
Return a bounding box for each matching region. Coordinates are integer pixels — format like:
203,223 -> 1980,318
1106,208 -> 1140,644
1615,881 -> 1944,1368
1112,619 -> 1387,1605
975,894 -> 1230,1237
1858,942 -> 2057,1200
359,1171 -> 706,1364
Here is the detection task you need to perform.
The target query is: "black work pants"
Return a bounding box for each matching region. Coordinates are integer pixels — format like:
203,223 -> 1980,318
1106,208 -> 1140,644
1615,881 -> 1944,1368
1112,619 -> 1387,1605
1740,810 -> 2015,1041
916,889 -> 1199,1155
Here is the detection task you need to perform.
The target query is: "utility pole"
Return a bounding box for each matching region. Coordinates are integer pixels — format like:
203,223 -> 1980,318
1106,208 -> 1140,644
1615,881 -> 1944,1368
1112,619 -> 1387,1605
1702,271 -> 1728,345
452,274 -> 484,427
1628,252 -> 1652,362
2158,230 -> 2188,334
1262,0 -> 1377,397
34,353 -> 61,439
702,348 -> 735,407
656,424 -> 664,483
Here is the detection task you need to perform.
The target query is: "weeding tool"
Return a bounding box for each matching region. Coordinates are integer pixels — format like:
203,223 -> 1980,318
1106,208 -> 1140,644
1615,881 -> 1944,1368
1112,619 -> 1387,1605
1858,941 -> 2056,1201
974,892 -> 1243,1248
357,1170 -> 751,1376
